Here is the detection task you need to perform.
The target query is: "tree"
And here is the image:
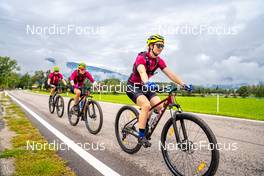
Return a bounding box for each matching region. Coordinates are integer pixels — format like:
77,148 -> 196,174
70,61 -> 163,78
255,85 -> 264,98
6,73 -> 20,89
44,70 -> 51,90
237,86 -> 250,98
0,56 -> 20,88
102,78 -> 121,85
18,73 -> 32,89
31,70 -> 45,89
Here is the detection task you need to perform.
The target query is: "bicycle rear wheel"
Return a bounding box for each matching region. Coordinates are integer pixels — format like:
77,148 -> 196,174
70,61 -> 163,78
84,100 -> 103,134
67,98 -> 80,126
115,106 -> 141,154
160,113 -> 219,176
56,95 -> 64,118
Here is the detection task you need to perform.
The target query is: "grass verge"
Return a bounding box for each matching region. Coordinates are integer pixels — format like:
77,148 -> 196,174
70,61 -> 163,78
0,93 -> 75,176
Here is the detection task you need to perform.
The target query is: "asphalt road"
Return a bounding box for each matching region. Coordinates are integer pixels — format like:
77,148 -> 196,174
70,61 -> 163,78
6,90 -> 264,176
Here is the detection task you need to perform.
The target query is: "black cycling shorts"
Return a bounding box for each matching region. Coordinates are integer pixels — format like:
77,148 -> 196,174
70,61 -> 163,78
70,86 -> 89,96
126,81 -> 157,104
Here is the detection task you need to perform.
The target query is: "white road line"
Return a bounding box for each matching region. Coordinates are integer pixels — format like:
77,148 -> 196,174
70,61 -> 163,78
7,92 -> 121,176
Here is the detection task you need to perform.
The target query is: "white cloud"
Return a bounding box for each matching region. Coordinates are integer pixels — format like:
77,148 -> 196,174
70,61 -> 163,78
0,0 -> 263,85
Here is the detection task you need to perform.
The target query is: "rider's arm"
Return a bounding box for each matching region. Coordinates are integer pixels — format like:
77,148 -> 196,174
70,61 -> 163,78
47,73 -> 53,85
70,80 -> 74,86
137,64 -> 149,84
162,67 -> 185,86
62,79 -> 67,86
85,71 -> 95,83
59,74 -> 67,86
70,71 -> 76,86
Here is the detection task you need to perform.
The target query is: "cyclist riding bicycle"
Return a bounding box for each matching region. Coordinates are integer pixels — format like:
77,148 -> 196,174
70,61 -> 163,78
126,34 -> 191,147
70,62 -> 97,112
47,66 -> 67,98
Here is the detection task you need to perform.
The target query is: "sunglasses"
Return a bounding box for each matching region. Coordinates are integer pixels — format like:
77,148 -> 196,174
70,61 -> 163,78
79,68 -> 85,71
155,43 -> 164,49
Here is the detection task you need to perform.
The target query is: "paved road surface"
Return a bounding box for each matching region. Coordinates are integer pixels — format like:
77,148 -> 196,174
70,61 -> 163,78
7,90 -> 264,176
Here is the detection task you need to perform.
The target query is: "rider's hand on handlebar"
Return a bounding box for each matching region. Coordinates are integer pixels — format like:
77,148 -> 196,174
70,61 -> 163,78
145,81 -> 157,90
183,84 -> 193,92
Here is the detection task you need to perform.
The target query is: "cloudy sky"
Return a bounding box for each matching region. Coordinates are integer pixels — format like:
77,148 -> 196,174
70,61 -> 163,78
0,0 -> 263,85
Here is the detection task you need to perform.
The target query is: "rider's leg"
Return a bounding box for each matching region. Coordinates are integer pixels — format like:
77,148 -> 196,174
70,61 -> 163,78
136,95 -> 151,137
50,87 -> 56,97
74,88 -> 81,105
149,96 -> 163,112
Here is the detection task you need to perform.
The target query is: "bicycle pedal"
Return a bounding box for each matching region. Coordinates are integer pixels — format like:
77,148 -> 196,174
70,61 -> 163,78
138,138 -> 152,148
143,142 -> 151,148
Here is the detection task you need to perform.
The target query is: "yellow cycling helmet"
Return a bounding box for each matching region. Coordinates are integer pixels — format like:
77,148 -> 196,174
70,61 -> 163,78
53,66 -> 59,72
78,62 -> 86,69
147,34 -> 165,46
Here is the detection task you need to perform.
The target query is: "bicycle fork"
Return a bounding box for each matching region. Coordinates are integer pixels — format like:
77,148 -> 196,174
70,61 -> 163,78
87,100 -> 96,118
171,110 -> 188,144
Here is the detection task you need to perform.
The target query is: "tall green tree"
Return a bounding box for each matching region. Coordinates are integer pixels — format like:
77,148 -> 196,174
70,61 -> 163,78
255,84 -> 264,98
237,86 -> 250,98
18,73 -> 32,89
0,56 -> 20,88
31,70 -> 45,89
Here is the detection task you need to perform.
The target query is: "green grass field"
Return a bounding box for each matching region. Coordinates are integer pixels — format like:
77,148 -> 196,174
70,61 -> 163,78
31,90 -> 264,121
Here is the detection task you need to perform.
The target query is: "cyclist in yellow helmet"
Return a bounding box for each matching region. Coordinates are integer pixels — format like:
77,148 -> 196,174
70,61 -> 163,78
126,34 -> 191,147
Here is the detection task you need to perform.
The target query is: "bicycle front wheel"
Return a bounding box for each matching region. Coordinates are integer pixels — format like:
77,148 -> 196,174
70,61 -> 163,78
49,96 -> 55,113
160,113 -> 219,176
84,100 -> 103,134
67,98 -> 80,126
56,95 -> 64,118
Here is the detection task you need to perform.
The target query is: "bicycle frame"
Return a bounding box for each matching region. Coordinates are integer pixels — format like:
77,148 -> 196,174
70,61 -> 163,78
76,89 -> 95,117
123,88 -> 184,142
146,91 -> 181,139
51,86 -> 61,102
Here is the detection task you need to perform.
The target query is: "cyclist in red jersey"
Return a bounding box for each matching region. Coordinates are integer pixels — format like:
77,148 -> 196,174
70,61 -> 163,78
70,62 -> 96,111
47,66 -> 67,98
126,34 -> 191,147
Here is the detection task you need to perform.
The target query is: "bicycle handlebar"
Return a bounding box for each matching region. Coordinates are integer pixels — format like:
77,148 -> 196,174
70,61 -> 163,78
157,86 -> 192,94
156,87 -> 178,94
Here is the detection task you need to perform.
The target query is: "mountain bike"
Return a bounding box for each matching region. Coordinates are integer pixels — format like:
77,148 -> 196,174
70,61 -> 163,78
67,86 -> 103,134
115,87 -> 219,176
48,85 -> 64,117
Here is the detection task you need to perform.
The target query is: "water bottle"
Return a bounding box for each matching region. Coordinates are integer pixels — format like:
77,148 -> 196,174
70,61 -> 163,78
148,110 -> 159,132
